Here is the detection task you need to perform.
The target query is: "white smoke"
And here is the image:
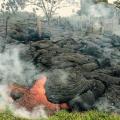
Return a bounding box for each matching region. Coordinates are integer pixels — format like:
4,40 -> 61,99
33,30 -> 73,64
86,1 -> 120,35
0,84 -> 48,119
87,2 -> 114,18
0,42 -> 39,86
0,85 -> 13,111
47,69 -> 69,85
12,106 -> 48,119
66,0 -> 120,35
95,97 -> 120,113
0,38 -> 48,119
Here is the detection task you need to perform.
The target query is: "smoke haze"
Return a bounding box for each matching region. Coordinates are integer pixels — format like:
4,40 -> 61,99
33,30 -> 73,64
0,37 -> 48,119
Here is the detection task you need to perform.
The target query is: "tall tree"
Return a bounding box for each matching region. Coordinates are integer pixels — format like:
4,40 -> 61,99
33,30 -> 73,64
29,0 -> 64,24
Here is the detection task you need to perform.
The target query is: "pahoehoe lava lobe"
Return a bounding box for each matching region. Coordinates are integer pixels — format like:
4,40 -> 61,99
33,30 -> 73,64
29,33 -> 120,113
45,70 -> 105,111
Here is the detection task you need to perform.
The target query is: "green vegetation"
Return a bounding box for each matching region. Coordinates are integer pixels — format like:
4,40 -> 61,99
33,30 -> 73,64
0,110 -> 120,120
0,110 -> 27,120
48,111 -> 120,120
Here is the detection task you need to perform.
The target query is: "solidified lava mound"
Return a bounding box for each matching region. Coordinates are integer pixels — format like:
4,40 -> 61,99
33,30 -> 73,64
9,33 -> 120,113
28,33 -> 120,113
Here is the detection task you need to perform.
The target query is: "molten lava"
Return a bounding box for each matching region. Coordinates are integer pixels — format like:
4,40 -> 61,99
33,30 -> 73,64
30,75 -> 69,111
10,75 -> 69,113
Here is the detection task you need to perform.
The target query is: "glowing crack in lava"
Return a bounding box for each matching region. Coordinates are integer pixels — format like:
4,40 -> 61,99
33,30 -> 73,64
10,75 -> 69,113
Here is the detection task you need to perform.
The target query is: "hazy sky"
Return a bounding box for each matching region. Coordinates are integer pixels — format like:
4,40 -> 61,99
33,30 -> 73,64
108,0 -> 115,3
109,0 -> 116,3
0,0 -> 117,17
23,0 -> 116,17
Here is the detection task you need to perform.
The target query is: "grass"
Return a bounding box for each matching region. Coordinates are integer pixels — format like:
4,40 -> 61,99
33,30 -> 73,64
0,110 -> 119,120
0,111 -> 27,120
48,110 -> 120,120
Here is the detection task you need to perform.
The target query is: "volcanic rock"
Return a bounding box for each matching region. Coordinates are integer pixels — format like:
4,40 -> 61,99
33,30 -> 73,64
7,33 -> 120,113
28,33 -> 120,112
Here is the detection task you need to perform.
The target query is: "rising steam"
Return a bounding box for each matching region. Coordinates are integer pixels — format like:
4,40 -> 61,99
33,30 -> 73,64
0,37 -> 48,119
0,84 -> 48,119
0,40 -> 39,86
0,0 -> 120,118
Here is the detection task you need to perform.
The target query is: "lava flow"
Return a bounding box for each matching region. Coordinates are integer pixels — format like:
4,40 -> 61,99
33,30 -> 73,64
10,75 -> 69,114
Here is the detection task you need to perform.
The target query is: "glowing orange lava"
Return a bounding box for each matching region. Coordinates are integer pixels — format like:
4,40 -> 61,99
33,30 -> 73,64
30,75 -> 69,111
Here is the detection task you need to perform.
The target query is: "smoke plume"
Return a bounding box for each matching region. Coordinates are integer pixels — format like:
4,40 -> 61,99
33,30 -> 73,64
0,37 -> 48,119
